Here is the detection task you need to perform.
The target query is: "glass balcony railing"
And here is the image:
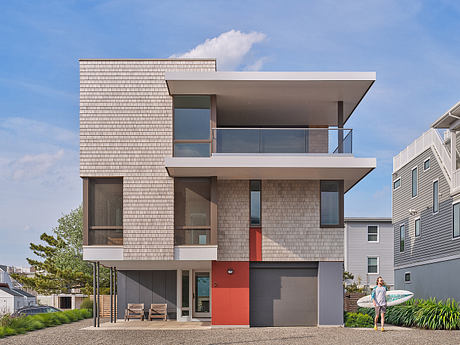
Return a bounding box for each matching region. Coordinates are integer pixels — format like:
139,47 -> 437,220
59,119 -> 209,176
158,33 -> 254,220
212,128 -> 352,154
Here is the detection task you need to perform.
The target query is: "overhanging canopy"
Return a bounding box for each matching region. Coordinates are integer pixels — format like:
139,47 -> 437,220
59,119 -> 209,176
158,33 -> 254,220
431,101 -> 460,129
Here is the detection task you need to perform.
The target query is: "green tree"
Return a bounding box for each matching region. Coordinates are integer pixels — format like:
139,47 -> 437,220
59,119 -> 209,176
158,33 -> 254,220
11,206 -> 109,294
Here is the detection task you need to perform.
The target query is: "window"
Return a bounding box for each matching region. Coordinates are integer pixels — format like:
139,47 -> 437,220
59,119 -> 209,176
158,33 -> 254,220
411,167 -> 418,198
433,180 -> 439,213
400,224 -> 405,252
424,158 -> 430,171
173,96 -> 211,157
367,257 -> 378,274
88,178 -> 123,245
320,181 -> 344,227
404,272 -> 411,283
415,218 -> 421,237
181,270 -> 189,316
174,178 -> 211,245
393,178 -> 401,190
367,225 -> 379,242
453,203 -> 460,239
250,180 -> 261,226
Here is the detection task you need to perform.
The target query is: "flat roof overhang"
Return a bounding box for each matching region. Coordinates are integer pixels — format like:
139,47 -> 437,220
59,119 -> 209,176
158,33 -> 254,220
431,101 -> 460,129
165,71 -> 376,126
165,155 -> 376,192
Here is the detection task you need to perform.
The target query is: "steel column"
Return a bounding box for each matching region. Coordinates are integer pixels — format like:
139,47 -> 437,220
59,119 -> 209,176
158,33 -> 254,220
92,262 -> 96,327
96,261 -> 100,327
338,101 -> 344,153
110,267 -> 113,323
114,267 -> 117,323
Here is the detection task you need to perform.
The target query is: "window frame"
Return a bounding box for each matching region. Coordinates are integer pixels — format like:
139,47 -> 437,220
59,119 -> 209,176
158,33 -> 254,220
367,256 -> 379,274
320,180 -> 344,228
400,224 -> 405,252
249,180 -> 262,227
433,179 -> 439,214
423,157 -> 430,172
411,166 -> 418,198
414,217 -> 421,237
404,272 -> 411,283
453,202 -> 460,240
393,177 -> 401,191
367,225 -> 379,243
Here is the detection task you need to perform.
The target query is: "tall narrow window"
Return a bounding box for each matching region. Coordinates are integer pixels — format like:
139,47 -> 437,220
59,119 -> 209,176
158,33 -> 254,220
400,224 -> 405,252
415,218 -> 421,237
424,158 -> 430,171
367,225 -> 378,242
88,178 -> 123,245
181,271 -> 190,316
250,181 -> 261,226
433,180 -> 439,213
453,203 -> 460,238
411,167 -> 418,198
173,96 -> 211,157
320,181 -> 343,227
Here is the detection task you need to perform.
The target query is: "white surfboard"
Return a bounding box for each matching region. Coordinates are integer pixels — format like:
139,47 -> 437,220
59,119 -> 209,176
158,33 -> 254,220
357,290 -> 414,308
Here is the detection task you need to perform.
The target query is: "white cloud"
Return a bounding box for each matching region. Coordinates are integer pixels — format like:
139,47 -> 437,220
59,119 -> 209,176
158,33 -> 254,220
9,149 -> 65,180
171,29 -> 266,70
245,57 -> 268,71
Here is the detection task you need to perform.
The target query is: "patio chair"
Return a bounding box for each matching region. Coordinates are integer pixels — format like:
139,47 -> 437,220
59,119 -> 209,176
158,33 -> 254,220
124,303 -> 145,321
148,304 -> 167,321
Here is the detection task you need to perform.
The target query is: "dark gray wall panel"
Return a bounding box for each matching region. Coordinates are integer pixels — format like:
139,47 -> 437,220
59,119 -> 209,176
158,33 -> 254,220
318,261 -> 343,325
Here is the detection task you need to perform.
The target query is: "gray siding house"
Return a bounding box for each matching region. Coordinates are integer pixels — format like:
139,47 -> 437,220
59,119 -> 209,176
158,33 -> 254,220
344,218 -> 394,288
392,101 -> 460,301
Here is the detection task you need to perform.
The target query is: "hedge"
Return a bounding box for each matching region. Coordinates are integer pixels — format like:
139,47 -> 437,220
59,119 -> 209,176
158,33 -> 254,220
358,298 -> 460,330
344,312 -> 373,328
0,308 -> 92,338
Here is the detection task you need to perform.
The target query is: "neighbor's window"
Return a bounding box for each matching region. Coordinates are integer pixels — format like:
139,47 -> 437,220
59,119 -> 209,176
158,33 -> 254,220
174,178 -> 211,245
404,272 -> 411,282
393,178 -> 401,190
453,203 -> 460,239
173,96 -> 211,157
367,225 -> 378,242
412,167 -> 418,197
400,224 -> 405,252
250,180 -> 261,226
415,218 -> 421,237
424,158 -> 430,171
433,180 -> 439,213
320,181 -> 343,227
88,178 -> 123,245
367,257 -> 378,274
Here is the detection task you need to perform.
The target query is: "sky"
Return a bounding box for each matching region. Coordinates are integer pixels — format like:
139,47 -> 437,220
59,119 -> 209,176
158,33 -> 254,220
1,0 -> 460,266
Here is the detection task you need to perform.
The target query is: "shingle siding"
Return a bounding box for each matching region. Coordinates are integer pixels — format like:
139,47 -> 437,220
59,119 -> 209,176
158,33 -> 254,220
80,59 -> 216,260
262,180 -> 343,261
393,147 -> 457,267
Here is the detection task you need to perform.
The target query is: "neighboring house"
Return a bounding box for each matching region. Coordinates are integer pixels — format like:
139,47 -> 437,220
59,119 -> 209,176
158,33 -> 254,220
38,293 -> 86,310
0,266 -> 37,315
80,59 -> 376,326
393,101 -> 460,301
344,218 -> 394,288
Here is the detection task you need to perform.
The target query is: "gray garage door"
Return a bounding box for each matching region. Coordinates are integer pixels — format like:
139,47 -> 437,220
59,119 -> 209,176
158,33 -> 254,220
250,262 -> 318,326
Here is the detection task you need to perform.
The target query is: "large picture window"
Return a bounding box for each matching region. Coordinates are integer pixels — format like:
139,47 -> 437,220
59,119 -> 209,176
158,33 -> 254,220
320,181 -> 343,227
173,96 -> 211,157
88,178 -> 123,245
175,178 -> 211,245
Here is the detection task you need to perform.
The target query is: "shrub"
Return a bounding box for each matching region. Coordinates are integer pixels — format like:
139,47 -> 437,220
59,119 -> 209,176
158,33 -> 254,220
344,312 -> 373,328
80,298 -> 93,310
415,298 -> 460,330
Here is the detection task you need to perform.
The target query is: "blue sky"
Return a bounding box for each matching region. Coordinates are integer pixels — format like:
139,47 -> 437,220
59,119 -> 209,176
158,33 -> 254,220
1,0 -> 460,266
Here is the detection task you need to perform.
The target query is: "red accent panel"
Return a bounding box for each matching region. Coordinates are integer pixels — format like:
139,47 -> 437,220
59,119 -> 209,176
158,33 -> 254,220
249,227 -> 262,261
211,261 -> 249,325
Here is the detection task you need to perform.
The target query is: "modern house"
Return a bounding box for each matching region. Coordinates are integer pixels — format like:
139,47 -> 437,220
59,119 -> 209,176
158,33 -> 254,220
344,218 -> 394,288
393,101 -> 460,301
80,59 -> 376,327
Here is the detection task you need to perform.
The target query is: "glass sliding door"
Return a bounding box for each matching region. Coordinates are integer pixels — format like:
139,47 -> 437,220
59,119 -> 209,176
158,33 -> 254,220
193,271 -> 210,317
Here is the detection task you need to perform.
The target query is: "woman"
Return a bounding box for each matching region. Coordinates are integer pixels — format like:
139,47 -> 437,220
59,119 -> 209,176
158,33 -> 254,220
371,276 -> 387,331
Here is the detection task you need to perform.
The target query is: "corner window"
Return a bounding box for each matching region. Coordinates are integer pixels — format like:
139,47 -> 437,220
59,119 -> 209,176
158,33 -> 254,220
453,203 -> 460,239
393,178 -> 401,190
433,180 -> 439,213
173,96 -> 211,157
411,167 -> 418,198
423,158 -> 430,171
367,257 -> 378,274
320,181 -> 344,227
174,178 -> 211,245
367,225 -> 378,242
415,218 -> 421,237
404,272 -> 411,283
400,224 -> 405,252
250,180 -> 261,226
88,178 -> 123,245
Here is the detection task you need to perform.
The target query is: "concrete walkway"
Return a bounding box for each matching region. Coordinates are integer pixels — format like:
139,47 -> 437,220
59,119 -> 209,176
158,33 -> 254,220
81,319 -> 211,330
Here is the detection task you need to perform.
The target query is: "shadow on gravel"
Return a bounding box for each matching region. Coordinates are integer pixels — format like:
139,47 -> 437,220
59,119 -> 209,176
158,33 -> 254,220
210,335 -> 314,344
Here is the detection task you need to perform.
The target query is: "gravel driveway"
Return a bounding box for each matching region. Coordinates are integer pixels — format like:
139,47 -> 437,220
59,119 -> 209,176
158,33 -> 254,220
2,319 -> 460,345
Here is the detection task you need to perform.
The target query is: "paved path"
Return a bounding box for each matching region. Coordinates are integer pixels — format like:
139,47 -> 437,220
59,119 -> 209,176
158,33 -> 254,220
2,319 -> 460,344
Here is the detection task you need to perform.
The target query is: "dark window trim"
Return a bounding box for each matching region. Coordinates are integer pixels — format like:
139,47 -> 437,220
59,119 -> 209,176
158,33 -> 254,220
320,180 -> 344,228
249,180 -> 262,228
404,272 -> 411,283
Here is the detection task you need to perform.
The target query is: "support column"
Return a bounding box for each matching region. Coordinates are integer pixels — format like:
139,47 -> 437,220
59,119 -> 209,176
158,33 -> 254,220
92,262 -> 96,327
338,101 -> 344,153
110,267 -> 113,323
96,261 -> 100,327
114,267 -> 117,323
451,130 -> 457,175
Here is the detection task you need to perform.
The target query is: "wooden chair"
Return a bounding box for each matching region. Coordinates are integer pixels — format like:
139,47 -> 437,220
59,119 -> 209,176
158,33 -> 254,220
124,303 -> 144,321
148,304 -> 167,321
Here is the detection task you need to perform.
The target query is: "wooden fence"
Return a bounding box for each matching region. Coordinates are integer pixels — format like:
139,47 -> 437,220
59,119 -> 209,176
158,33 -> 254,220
344,292 -> 366,313
89,295 -> 117,318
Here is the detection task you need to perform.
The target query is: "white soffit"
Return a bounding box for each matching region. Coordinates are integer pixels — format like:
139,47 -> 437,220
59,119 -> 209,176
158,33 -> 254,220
431,101 -> 460,129
165,71 -> 376,126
